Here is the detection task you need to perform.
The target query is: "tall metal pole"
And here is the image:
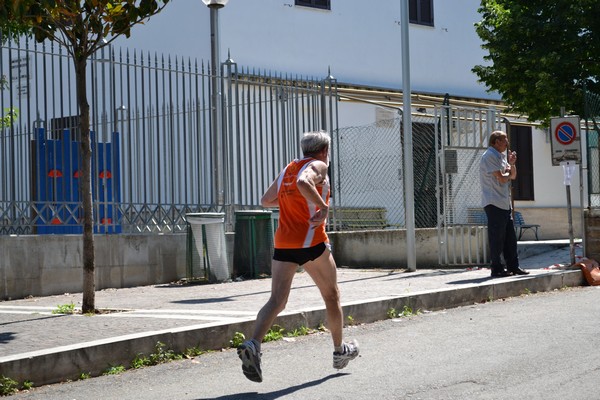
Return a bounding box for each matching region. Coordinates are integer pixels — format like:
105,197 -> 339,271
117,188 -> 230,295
208,4 -> 224,208
400,0 -> 416,271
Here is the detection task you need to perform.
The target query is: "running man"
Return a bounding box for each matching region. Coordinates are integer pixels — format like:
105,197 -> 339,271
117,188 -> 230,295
237,130 -> 359,383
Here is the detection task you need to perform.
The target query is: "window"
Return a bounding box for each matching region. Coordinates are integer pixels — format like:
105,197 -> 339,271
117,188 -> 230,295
409,0 -> 434,26
509,125 -> 534,201
295,0 -> 330,10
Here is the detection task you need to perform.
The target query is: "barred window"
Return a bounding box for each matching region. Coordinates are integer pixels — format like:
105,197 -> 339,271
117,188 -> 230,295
295,0 -> 330,10
409,0 -> 434,26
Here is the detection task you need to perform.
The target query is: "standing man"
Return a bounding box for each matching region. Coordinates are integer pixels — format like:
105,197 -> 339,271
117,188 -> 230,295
237,130 -> 359,383
480,130 -> 529,277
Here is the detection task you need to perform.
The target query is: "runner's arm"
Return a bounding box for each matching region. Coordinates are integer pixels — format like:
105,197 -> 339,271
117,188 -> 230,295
261,177 -> 280,207
297,161 -> 329,224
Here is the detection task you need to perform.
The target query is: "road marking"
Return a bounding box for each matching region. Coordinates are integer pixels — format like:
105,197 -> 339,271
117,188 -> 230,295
0,305 -> 256,322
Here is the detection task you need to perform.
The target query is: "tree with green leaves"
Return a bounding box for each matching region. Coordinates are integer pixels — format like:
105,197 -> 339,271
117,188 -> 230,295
473,0 -> 600,123
0,0 -> 170,313
0,20 -> 28,128
0,75 -> 18,128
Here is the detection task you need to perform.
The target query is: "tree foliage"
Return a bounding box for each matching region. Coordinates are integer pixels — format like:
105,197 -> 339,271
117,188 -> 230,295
0,76 -> 18,129
1,1 -> 168,56
0,11 -> 31,128
473,0 -> 600,123
0,0 -> 170,313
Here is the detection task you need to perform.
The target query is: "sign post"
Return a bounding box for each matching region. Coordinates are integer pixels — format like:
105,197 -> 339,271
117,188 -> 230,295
551,116 -> 581,265
561,161 -> 577,265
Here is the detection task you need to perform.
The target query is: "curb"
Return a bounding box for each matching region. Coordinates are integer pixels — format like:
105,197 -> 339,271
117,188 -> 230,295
0,269 -> 584,387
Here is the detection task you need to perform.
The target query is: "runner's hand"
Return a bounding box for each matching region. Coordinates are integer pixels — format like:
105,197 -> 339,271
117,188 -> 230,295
309,205 -> 329,226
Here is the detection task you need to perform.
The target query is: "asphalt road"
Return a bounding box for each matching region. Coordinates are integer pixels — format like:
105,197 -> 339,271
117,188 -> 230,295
11,286 -> 600,400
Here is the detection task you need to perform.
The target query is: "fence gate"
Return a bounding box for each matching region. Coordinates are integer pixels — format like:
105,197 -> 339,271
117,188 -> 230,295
436,104 -> 504,267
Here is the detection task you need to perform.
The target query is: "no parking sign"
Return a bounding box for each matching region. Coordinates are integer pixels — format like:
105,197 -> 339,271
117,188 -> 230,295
550,116 -> 581,166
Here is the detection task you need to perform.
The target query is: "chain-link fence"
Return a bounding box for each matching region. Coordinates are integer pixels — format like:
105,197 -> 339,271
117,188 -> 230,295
330,112 -> 439,230
584,88 -> 600,207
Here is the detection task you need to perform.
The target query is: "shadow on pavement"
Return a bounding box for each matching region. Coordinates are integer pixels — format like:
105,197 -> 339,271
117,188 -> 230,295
446,277 -> 496,285
195,372 -> 349,400
0,332 -> 15,345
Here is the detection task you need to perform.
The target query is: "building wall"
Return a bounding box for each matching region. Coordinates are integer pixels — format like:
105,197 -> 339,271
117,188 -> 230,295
115,0 -> 493,99
517,128 -> 583,208
113,0 -> 587,221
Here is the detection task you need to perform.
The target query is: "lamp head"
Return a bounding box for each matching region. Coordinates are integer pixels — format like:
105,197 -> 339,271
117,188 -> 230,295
202,0 -> 229,8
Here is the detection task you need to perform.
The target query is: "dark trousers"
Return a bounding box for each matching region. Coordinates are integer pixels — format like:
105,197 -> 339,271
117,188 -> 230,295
484,205 -> 519,272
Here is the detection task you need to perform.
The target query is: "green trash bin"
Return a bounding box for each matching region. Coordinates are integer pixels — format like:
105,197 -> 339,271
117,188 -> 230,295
186,212 -> 231,283
233,210 -> 273,279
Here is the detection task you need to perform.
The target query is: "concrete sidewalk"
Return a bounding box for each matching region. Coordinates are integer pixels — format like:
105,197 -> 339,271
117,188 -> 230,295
0,240 -> 585,387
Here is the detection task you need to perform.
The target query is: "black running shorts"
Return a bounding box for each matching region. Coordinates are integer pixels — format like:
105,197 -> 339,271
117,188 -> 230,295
273,242 -> 328,266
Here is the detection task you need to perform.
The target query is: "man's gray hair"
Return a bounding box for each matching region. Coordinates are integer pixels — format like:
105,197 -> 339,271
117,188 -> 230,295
301,130 -> 331,156
488,130 -> 507,146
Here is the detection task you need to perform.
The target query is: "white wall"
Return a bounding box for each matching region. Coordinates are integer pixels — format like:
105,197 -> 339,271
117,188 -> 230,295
114,0 -> 496,100
113,2 -> 212,56
516,127 -> 583,208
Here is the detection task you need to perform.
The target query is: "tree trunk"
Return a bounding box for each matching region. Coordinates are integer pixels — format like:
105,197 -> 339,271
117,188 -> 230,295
75,55 -> 96,314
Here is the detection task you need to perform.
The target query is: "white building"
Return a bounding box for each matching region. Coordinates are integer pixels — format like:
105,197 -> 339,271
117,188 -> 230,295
111,0 -> 585,239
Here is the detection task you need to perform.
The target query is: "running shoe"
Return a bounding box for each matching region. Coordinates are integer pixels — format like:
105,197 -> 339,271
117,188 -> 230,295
333,339 -> 360,369
237,340 -> 263,382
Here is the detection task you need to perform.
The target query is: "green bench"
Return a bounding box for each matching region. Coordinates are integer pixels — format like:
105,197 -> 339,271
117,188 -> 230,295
328,207 -> 387,230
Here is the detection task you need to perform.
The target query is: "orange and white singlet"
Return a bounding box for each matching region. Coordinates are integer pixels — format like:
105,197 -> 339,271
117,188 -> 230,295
274,157 -> 330,249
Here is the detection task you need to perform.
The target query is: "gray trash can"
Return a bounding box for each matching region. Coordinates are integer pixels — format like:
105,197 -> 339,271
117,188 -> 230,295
233,210 -> 273,279
186,212 -> 231,283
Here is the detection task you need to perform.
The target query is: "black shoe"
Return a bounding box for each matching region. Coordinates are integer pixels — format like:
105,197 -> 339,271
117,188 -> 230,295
491,270 -> 512,278
508,267 -> 530,275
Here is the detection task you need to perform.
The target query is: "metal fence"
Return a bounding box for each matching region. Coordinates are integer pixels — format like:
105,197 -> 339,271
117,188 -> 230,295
435,105 -> 501,266
584,88 -> 600,208
1,35 -> 504,246
0,37 -> 336,234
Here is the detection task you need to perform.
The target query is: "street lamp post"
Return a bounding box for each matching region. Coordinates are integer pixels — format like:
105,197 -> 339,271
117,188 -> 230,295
400,0 -> 416,272
203,0 -> 228,209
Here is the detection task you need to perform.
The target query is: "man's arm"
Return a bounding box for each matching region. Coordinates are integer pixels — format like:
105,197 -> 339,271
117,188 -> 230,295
296,161 -> 329,224
493,151 -> 517,183
493,164 -> 517,183
260,176 -> 280,207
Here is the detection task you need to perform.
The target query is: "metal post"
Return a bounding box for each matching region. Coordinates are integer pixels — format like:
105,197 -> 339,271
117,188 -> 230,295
400,0 -> 416,271
561,160 -> 577,265
206,1 -> 226,209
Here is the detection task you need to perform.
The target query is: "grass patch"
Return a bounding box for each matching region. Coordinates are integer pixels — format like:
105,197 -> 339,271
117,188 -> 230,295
79,372 -> 91,380
388,305 -> 421,319
230,332 -> 245,348
131,342 -> 183,369
184,346 -> 207,358
263,325 -> 285,343
52,302 -> 75,315
231,323 -> 320,348
103,365 -> 126,376
0,375 -> 19,396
